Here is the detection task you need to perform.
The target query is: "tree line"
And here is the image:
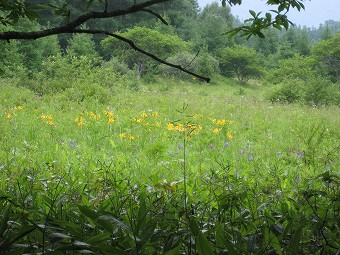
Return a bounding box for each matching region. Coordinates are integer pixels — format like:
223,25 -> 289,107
0,0 -> 339,89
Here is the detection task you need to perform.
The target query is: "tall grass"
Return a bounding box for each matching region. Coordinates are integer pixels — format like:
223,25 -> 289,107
0,77 -> 339,254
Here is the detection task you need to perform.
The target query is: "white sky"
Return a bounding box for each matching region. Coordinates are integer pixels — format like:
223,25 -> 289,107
197,0 -> 340,28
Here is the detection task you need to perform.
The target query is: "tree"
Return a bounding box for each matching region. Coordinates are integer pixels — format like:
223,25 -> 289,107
194,2 -> 233,53
313,33 -> 340,82
218,45 -> 262,83
101,26 -> 190,78
66,33 -> 101,63
0,0 -> 310,81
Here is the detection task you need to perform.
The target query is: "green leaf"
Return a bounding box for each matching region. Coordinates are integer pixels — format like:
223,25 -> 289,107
11,225 -> 36,244
287,226 -> 303,253
164,245 -> 180,255
78,205 -> 99,221
86,233 -> 111,244
215,223 -> 238,255
189,217 -> 200,237
197,232 -> 214,255
97,215 -> 132,232
50,232 -> 72,243
249,10 -> 256,18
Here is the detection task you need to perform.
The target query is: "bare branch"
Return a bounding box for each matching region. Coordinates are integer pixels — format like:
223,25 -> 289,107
73,29 -> 210,83
142,9 -> 168,25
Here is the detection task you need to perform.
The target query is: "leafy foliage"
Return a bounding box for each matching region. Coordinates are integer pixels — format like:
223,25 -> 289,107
101,26 -> 190,77
218,45 -> 262,83
313,33 -> 340,82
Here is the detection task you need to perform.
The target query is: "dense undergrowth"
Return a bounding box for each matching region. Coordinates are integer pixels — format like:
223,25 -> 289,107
0,77 -> 339,254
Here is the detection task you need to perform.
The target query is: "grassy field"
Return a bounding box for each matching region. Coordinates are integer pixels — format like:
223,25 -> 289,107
0,78 -> 339,254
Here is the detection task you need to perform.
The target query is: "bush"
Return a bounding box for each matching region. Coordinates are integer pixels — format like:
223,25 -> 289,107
304,78 -> 340,106
268,79 -> 304,104
268,77 -> 340,106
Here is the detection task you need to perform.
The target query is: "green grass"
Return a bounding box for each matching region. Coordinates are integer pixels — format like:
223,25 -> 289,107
0,77 -> 339,254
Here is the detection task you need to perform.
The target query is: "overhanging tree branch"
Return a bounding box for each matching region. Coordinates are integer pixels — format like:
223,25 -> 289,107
0,0 -> 211,82
0,0 -> 171,40
73,29 -> 210,83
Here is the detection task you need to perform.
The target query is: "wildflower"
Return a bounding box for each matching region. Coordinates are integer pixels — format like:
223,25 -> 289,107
141,112 -> 148,118
119,133 -> 127,139
5,113 -> 13,119
216,119 -> 227,126
167,123 -> 175,131
224,142 -> 229,147
276,151 -> 282,155
178,143 -> 183,149
128,134 -> 134,140
47,116 -> 54,126
209,144 -> 214,150
14,106 -> 23,110
41,114 -> 47,120
213,128 -> 221,134
135,118 -> 143,123
151,111 -> 159,117
227,131 -> 233,139
75,116 -> 85,127
107,116 -> 115,124
89,111 -> 100,121
296,151 -> 304,158
104,111 -> 115,124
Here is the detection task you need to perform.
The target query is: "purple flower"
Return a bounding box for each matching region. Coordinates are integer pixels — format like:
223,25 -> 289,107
276,151 -> 282,155
248,155 -> 253,161
224,142 -> 229,147
296,151 -> 305,158
178,143 -> 182,149
239,149 -> 245,154
209,144 -> 214,150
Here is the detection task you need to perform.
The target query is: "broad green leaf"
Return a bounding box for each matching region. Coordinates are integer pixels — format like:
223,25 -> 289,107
86,233 -> 111,244
189,217 -> 200,237
249,10 -> 256,18
163,245 -> 180,255
197,232 -> 214,255
78,205 -> 99,221
50,232 -> 72,243
215,223 -> 238,255
287,227 -> 303,253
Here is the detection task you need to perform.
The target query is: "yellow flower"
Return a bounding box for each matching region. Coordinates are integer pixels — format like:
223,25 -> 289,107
227,131 -> 233,139
128,134 -> 134,140
5,113 -> 13,119
107,116 -> 115,124
141,112 -> 148,118
119,133 -> 127,139
167,123 -> 175,131
41,114 -> 47,120
48,118 -> 54,126
216,119 -> 227,126
135,118 -> 143,123
16,106 -> 23,110
151,111 -> 159,117
213,128 -> 221,134
89,111 -> 100,120
75,116 -> 85,127
104,111 -> 115,124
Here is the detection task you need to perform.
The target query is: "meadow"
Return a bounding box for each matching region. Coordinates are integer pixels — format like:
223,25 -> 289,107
0,77 -> 339,254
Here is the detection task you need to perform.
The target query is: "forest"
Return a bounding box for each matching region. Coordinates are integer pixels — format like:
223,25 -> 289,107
0,0 -> 339,254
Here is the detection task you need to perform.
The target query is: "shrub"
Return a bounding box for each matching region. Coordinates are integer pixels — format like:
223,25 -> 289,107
268,79 -> 304,104
268,77 -> 340,106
